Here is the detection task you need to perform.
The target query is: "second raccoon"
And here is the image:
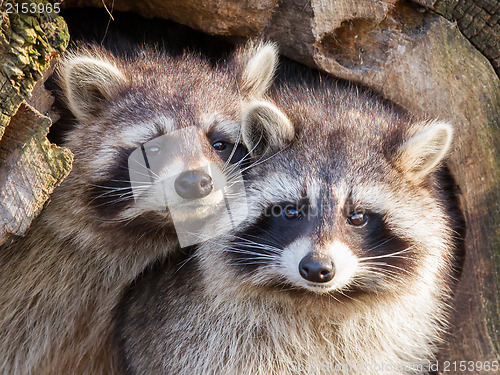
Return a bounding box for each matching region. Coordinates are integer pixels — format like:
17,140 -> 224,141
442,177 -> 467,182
117,76 -> 464,374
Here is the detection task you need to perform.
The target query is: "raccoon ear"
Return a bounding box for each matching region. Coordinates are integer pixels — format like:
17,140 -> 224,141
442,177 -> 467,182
395,121 -> 453,180
239,41 -> 278,98
60,56 -> 126,121
241,100 -> 294,156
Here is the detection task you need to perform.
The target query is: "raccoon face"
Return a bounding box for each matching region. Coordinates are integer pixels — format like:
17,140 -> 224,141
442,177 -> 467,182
198,88 -> 456,300
56,42 -> 279,239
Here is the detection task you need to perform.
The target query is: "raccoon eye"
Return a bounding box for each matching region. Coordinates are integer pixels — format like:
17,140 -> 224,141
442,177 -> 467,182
212,141 -> 227,151
348,213 -> 367,227
283,206 -> 302,221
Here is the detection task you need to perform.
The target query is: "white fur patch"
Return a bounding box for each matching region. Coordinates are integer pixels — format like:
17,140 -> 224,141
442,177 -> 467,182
279,237 -> 312,286
326,240 -> 359,291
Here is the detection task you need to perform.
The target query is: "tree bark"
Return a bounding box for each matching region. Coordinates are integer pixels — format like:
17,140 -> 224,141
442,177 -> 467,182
0,0 -> 73,244
414,0 -> 499,75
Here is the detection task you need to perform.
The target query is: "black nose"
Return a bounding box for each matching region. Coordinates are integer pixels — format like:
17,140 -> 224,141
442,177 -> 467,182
298,253 -> 335,283
174,170 -> 213,199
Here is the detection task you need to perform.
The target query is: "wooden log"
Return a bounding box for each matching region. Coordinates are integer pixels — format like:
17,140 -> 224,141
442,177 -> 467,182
62,0 -> 279,36
0,0 -> 73,244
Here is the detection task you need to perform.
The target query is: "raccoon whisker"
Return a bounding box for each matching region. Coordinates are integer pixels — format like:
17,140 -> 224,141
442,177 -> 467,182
228,255 -> 277,263
222,136 -> 243,171
361,261 -> 414,275
225,243 -> 278,253
94,217 -> 132,223
90,189 -> 135,199
335,290 -> 357,302
218,170 -> 243,182
231,256 -> 276,263
231,259 -> 275,265
229,235 -> 276,246
231,153 -> 252,169
361,268 -> 406,284
88,189 -> 144,201
113,165 -> 157,180
87,188 -> 148,201
175,253 -> 197,273
105,178 -> 152,185
361,265 -> 403,278
87,184 -> 135,190
320,292 -> 341,303
224,245 -> 279,257
220,165 -> 240,178
89,195 -> 132,206
362,265 -> 414,284
245,129 -> 266,159
364,236 -> 398,252
93,214 -> 139,225
232,233 -> 284,252
225,242 -> 278,250
358,246 -> 416,261
224,248 -> 278,260
228,138 -> 273,170
90,191 -> 135,202
220,130 -> 268,177
360,255 -> 415,264
375,263 -> 415,276
246,265 -> 282,280
171,230 -> 229,245
90,196 -> 135,208
238,145 -> 290,174
231,139 -> 287,176
88,191 -> 130,201
228,237 -> 282,254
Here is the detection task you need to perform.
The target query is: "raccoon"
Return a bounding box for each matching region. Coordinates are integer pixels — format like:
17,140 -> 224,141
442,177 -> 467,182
116,77 -> 464,375
0,41 -> 279,374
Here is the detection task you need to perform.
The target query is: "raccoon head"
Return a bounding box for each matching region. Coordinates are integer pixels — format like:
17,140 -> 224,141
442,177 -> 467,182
51,42 -> 279,246
197,86 -> 457,303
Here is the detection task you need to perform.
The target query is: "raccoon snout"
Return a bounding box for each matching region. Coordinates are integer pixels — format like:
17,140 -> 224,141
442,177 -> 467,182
174,170 -> 213,199
298,253 -> 335,283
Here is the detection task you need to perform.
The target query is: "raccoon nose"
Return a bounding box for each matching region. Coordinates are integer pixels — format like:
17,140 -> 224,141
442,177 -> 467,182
298,253 -> 335,283
174,170 -> 213,199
